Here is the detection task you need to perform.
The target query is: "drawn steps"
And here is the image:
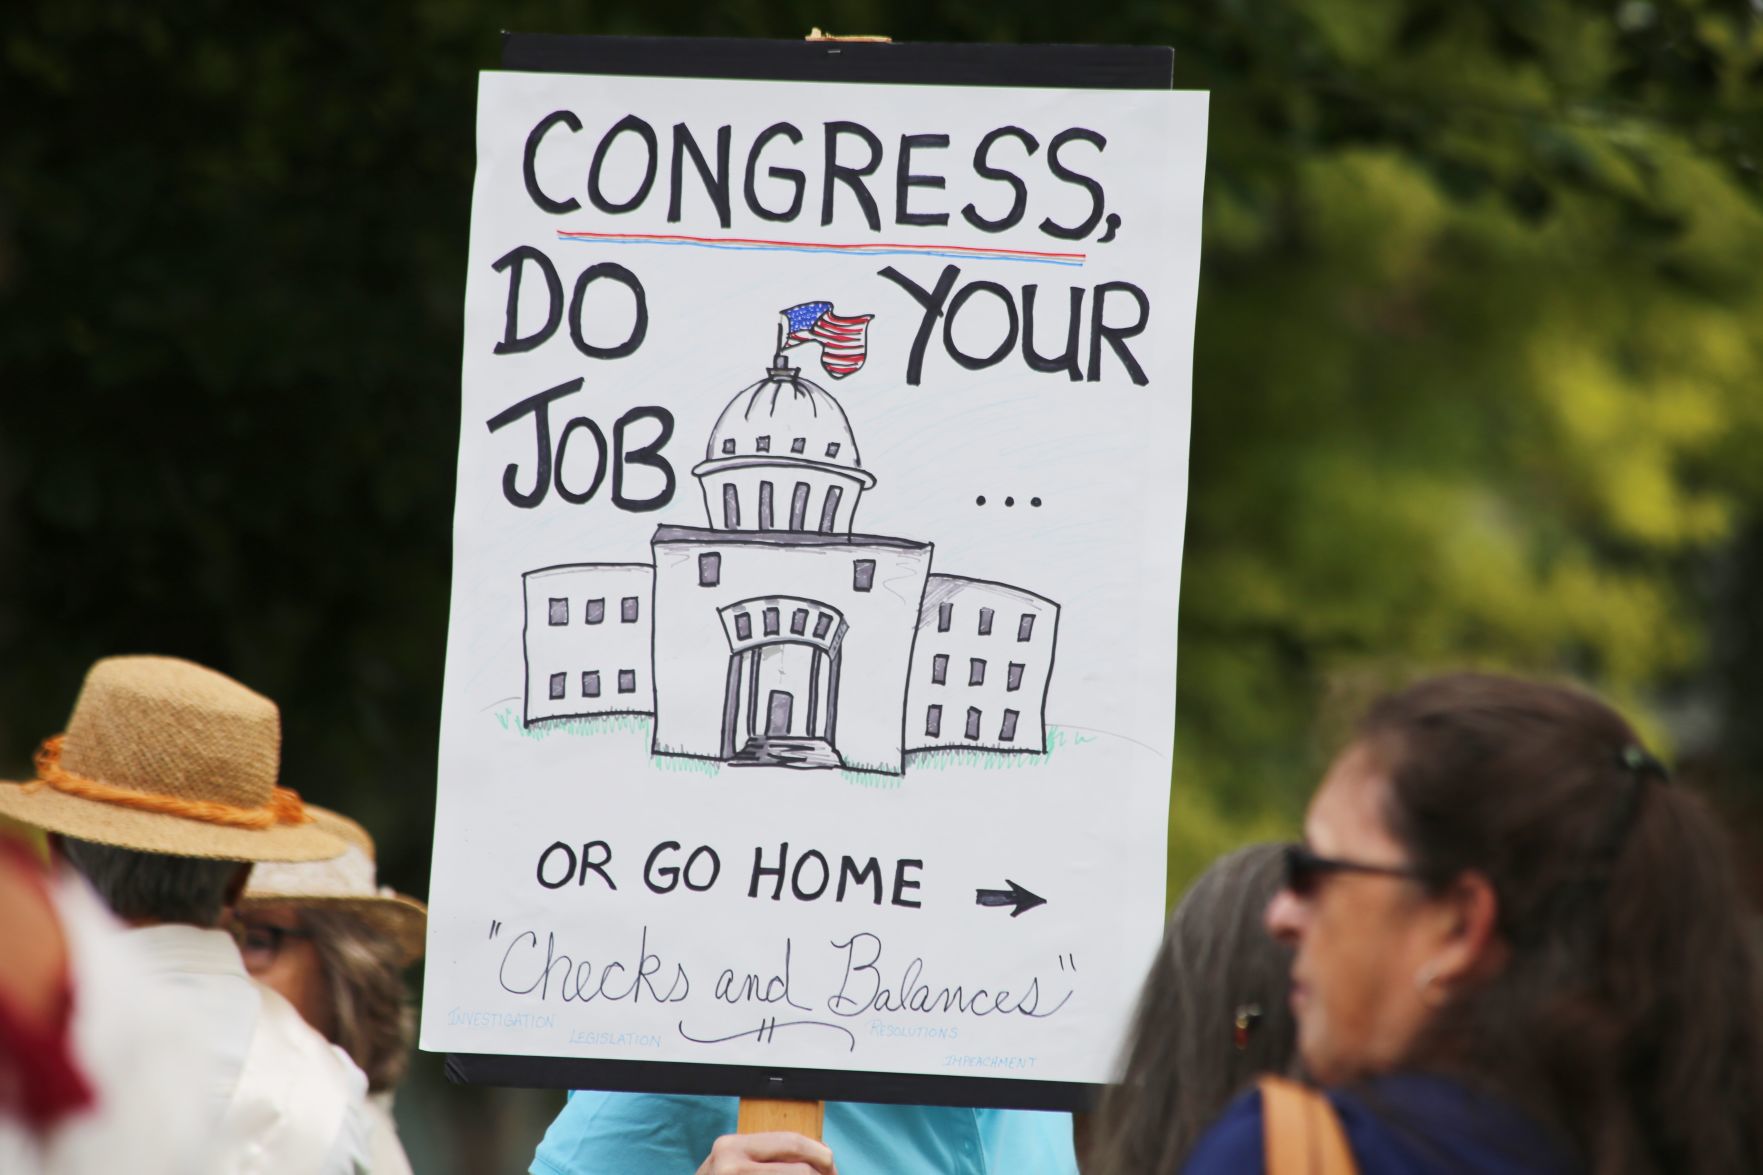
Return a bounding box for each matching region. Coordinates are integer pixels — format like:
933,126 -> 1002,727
728,735 -> 844,770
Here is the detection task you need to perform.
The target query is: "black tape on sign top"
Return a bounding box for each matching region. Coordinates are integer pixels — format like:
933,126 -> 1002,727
499,33 -> 1173,90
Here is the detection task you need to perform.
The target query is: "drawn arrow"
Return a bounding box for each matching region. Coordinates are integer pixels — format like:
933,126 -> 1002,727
974,880 -> 1046,918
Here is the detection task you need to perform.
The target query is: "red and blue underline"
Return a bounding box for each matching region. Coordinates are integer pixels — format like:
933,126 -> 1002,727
555,229 -> 1086,268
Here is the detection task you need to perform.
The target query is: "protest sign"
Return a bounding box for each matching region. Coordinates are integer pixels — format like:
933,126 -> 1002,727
424,35 -> 1208,1108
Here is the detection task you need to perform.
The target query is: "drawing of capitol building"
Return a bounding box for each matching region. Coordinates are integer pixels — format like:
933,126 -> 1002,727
520,356 -> 1060,775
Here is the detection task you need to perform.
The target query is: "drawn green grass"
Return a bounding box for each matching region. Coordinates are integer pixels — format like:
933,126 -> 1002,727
497,708 -> 652,742
839,768 -> 903,789
651,755 -> 722,777
494,705 -> 1072,784
900,726 -> 1071,772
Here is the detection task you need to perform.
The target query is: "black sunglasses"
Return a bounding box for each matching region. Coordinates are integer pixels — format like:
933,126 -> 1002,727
1282,843 -> 1428,897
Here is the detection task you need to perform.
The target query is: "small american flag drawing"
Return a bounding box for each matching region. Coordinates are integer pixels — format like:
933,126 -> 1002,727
779,301 -> 874,380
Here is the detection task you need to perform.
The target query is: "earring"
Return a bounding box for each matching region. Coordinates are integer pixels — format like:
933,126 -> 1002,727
1233,1003 -> 1262,1051
1413,960 -> 1448,1008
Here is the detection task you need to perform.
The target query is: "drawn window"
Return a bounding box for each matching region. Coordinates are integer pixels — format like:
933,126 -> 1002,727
582,671 -> 601,698
763,607 -> 780,637
853,560 -> 875,592
813,612 -> 834,640
759,481 -> 774,529
721,438 -> 736,455
722,484 -> 740,529
1000,709 -> 1020,742
548,672 -> 566,700
790,608 -> 808,636
1017,613 -> 1036,641
818,486 -> 843,533
734,612 -> 752,641
978,607 -> 994,636
965,707 -> 982,741
969,658 -> 986,686
755,435 -> 770,453
937,602 -> 952,632
547,598 -> 568,626
926,704 -> 943,737
585,598 -> 605,625
790,482 -> 810,531
931,654 -> 948,685
618,596 -> 636,623
617,669 -> 636,694
1007,662 -> 1025,691
699,552 -> 721,586
825,442 -> 840,459
791,437 -> 806,454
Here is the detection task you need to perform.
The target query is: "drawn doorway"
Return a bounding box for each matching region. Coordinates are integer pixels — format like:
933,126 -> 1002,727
766,689 -> 794,736
718,596 -> 847,770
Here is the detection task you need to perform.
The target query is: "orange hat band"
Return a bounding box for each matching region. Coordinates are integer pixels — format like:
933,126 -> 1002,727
29,735 -> 313,831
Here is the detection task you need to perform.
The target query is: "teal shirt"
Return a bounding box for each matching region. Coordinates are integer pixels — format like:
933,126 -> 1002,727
531,1091 -> 1078,1175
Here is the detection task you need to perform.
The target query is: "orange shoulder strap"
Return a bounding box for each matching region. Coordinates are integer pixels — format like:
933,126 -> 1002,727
1259,1075 -> 1358,1175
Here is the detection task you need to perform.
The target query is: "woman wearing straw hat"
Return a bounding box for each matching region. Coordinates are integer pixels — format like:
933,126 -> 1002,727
237,805 -> 427,1175
0,655 -> 374,1174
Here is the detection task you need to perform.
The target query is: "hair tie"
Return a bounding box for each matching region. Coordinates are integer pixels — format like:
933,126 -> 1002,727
1591,743 -> 1668,866
1617,744 -> 1670,783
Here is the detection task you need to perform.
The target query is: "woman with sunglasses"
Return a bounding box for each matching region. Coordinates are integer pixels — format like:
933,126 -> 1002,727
1183,673 -> 1763,1174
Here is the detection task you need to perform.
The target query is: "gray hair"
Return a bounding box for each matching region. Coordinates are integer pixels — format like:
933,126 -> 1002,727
58,837 -> 245,927
1087,843 -> 1297,1174
300,906 -> 415,1092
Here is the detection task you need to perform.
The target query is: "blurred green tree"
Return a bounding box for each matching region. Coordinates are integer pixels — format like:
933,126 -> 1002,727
1155,0 -> 1763,884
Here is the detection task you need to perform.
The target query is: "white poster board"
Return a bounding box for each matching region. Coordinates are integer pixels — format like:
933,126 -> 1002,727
423,37 -> 1208,1105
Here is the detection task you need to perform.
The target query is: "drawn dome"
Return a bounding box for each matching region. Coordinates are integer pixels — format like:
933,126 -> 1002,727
703,364 -> 863,470
693,361 -> 876,535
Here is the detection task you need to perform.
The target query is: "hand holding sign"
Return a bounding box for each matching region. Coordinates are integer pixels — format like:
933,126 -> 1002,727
695,1131 -> 837,1175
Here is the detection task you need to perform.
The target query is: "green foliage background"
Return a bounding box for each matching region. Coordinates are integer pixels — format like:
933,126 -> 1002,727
4,0 -> 1762,1167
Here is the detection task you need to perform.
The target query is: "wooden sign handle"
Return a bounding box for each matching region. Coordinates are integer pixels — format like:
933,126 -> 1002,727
737,1097 -> 826,1141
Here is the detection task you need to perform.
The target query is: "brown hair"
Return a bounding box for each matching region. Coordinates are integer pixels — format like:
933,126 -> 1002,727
1087,843 -> 1296,1174
300,905 -> 415,1092
1358,673 -> 1763,1174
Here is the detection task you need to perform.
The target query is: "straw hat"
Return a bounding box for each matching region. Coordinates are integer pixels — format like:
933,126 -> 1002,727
241,805 -> 427,964
0,656 -> 345,862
